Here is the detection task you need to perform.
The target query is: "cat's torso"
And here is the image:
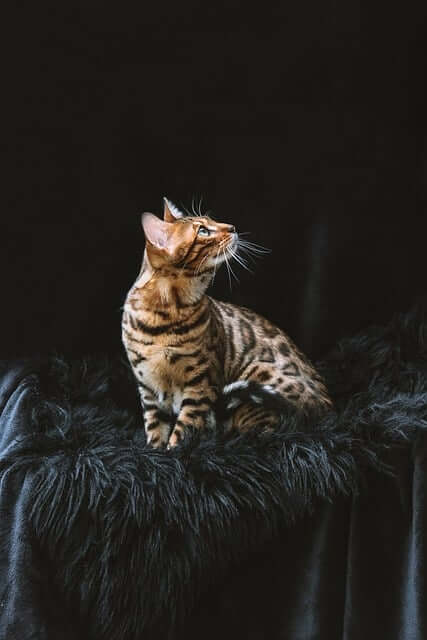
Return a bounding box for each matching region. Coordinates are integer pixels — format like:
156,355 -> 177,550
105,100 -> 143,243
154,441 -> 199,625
122,286 -> 331,446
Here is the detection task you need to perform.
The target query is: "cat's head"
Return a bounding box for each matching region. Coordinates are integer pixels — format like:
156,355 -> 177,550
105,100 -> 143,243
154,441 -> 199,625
141,198 -> 237,274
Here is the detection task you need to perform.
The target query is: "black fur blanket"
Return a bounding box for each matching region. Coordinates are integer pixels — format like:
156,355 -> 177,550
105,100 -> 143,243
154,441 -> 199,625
1,306 -> 427,639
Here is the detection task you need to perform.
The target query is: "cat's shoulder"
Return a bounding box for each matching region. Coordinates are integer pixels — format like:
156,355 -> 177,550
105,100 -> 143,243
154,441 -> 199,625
207,296 -> 282,334
207,296 -> 251,319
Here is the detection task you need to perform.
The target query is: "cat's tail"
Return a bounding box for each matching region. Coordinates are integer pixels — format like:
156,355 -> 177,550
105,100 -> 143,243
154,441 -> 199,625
217,380 -> 328,429
221,381 -> 293,412
218,380 -> 330,426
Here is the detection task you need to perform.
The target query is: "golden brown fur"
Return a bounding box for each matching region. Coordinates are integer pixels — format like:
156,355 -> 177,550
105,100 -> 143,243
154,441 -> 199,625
122,199 -> 331,448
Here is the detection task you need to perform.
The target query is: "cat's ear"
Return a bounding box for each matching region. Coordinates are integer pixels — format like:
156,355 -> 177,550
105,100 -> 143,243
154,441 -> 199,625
141,213 -> 173,249
163,197 -> 184,222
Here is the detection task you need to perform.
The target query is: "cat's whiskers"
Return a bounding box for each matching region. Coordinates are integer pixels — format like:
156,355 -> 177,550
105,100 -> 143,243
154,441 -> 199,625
224,245 -> 239,287
191,196 -> 197,217
227,243 -> 254,274
228,247 -> 242,277
223,245 -> 237,289
182,197 -> 216,220
223,235 -> 271,275
234,253 -> 253,272
238,246 -> 268,259
237,237 -> 271,255
187,195 -> 204,218
196,195 -> 204,217
179,233 -> 257,287
222,246 -> 231,289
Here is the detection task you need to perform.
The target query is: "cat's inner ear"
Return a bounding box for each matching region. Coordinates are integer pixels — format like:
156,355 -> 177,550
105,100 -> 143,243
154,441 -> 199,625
163,197 -> 184,223
141,213 -> 173,249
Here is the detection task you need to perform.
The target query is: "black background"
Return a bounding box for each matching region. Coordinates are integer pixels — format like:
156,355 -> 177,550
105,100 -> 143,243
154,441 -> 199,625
3,2 -> 427,360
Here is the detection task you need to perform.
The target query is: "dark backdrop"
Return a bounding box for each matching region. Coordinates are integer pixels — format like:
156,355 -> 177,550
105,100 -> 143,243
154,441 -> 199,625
3,2 -> 427,360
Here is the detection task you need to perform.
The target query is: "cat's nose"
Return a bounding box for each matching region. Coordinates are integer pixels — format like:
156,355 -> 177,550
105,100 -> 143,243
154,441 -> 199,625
227,225 -> 236,233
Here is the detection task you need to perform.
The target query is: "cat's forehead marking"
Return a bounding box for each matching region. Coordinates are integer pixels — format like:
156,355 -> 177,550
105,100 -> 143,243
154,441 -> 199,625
178,215 -> 215,227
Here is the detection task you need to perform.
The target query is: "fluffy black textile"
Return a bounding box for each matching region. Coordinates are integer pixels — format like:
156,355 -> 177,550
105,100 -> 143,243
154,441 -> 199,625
1,305 -> 427,639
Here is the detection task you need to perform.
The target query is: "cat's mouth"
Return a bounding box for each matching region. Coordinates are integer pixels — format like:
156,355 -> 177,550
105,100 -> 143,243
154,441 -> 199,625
199,231 -> 269,285
211,235 -> 237,267
214,233 -> 270,286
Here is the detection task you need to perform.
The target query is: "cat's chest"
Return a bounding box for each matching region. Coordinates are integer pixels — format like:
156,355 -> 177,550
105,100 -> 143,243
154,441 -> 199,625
138,347 -> 177,377
133,349 -> 185,412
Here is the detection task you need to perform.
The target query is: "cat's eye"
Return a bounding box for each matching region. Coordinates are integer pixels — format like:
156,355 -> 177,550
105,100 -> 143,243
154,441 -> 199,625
198,226 -> 210,237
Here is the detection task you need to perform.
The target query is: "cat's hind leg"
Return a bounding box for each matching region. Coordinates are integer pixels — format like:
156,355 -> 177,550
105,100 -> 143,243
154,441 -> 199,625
230,402 -> 279,433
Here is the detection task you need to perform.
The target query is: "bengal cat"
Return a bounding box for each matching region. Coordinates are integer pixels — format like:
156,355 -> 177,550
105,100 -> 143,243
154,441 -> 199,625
122,198 -> 332,449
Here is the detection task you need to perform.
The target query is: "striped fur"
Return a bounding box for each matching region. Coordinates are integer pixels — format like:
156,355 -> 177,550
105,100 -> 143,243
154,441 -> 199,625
122,199 -> 332,448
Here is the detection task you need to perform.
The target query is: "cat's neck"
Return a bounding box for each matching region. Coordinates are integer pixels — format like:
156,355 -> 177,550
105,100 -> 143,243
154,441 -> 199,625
128,253 -> 210,313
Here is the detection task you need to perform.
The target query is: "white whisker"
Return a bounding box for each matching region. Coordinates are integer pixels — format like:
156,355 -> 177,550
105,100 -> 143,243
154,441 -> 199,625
225,246 -> 240,283
223,246 -> 233,290
197,195 -> 203,217
237,251 -> 258,264
191,195 -> 202,217
230,249 -> 254,274
229,246 -> 248,267
237,238 -> 271,254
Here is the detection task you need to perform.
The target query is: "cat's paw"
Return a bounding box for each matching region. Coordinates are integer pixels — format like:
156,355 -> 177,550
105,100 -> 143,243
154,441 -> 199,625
166,431 -> 180,449
146,430 -> 169,449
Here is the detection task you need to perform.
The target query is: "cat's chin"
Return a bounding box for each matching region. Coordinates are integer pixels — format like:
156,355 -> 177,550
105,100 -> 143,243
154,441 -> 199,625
213,254 -> 227,266
210,253 -> 231,271
211,236 -> 237,268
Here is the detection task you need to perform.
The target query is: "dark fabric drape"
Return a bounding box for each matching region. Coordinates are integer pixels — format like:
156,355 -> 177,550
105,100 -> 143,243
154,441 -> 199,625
3,2 -> 427,363
0,307 -> 426,640
184,448 -> 426,640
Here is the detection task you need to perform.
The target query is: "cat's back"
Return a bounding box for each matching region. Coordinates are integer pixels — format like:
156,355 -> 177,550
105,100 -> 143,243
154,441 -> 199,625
209,297 -> 331,408
209,297 -> 292,349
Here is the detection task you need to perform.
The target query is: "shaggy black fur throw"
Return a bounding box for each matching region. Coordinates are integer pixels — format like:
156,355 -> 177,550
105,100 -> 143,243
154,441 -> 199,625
1,305 -> 427,639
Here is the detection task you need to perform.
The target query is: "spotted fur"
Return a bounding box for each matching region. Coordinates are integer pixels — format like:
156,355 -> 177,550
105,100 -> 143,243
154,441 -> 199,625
122,198 -> 332,448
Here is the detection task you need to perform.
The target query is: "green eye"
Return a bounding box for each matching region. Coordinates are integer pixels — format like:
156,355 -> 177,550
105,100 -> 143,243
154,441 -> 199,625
198,226 -> 210,236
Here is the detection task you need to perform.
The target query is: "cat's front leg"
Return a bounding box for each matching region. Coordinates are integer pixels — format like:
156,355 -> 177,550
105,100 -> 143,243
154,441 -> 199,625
138,385 -> 171,448
168,386 -> 218,448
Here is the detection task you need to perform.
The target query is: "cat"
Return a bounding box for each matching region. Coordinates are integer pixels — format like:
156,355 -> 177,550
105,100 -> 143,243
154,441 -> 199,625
122,198 -> 332,449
